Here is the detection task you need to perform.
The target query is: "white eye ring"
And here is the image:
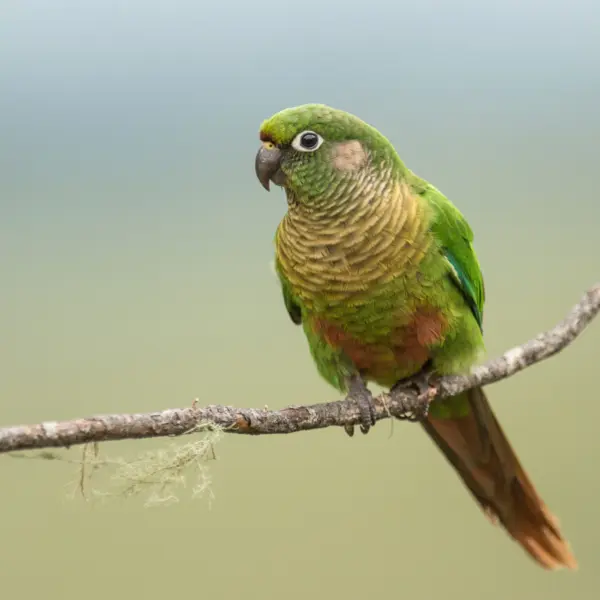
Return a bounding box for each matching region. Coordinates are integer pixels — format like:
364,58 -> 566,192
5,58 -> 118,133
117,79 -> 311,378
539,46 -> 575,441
291,130 -> 324,153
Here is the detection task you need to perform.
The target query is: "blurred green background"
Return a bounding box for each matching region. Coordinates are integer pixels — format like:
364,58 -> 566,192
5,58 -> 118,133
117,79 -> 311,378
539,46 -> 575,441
1,1 -> 599,598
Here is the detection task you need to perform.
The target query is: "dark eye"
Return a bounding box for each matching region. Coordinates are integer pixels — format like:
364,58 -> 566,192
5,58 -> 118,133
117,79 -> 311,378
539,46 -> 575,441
291,130 -> 324,152
300,132 -> 319,148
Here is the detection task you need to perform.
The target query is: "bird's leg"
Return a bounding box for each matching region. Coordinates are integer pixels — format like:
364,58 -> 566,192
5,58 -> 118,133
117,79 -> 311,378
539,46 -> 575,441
343,374 -> 377,437
390,363 -> 439,422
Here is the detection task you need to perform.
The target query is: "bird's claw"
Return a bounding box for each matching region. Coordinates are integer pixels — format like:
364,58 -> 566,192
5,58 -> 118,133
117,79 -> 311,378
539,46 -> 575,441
343,376 -> 377,437
390,370 -> 438,422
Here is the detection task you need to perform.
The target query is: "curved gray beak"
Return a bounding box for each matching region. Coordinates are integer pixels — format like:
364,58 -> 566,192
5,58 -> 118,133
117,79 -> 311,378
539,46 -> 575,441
255,145 -> 284,191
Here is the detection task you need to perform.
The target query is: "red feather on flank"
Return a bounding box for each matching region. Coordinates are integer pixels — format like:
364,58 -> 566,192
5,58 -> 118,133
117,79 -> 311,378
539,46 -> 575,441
392,308 -> 448,364
313,308 -> 448,378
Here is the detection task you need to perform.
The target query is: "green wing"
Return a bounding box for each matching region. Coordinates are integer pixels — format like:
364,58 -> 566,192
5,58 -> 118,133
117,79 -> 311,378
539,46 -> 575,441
412,175 -> 485,330
275,258 -> 302,325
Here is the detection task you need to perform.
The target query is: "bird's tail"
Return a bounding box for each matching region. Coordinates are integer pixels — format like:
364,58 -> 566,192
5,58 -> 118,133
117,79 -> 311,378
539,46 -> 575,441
421,386 -> 577,570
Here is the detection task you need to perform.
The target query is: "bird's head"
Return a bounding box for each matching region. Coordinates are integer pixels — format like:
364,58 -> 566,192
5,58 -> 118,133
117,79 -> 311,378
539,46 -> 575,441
255,104 -> 405,204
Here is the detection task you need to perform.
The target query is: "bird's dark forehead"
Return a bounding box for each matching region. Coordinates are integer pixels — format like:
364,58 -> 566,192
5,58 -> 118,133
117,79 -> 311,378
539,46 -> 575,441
259,131 -> 275,143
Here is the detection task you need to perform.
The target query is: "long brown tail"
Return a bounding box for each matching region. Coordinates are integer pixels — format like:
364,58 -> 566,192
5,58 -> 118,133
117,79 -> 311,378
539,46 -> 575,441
422,386 -> 577,570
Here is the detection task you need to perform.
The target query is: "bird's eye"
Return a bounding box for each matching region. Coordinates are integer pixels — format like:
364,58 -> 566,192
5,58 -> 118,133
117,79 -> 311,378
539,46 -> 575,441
291,130 -> 324,152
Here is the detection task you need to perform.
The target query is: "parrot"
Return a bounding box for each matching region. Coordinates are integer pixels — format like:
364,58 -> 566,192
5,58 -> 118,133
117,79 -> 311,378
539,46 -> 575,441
254,103 -> 577,570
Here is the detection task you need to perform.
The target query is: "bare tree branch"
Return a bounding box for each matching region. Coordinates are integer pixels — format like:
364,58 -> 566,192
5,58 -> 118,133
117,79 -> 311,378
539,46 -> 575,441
1,284 -> 598,455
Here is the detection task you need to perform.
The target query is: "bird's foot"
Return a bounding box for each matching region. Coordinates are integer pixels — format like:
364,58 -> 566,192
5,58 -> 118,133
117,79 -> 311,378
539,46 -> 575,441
390,369 -> 439,422
343,375 -> 377,437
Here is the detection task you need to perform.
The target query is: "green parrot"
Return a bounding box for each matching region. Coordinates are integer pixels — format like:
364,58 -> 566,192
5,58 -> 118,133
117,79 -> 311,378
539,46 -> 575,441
255,104 -> 577,570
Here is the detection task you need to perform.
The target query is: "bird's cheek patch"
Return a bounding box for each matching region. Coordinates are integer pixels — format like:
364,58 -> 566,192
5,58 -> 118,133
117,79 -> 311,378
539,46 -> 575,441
331,140 -> 367,171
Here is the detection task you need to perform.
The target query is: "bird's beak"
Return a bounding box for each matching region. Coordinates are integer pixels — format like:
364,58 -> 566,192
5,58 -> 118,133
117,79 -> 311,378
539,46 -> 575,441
255,144 -> 285,191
